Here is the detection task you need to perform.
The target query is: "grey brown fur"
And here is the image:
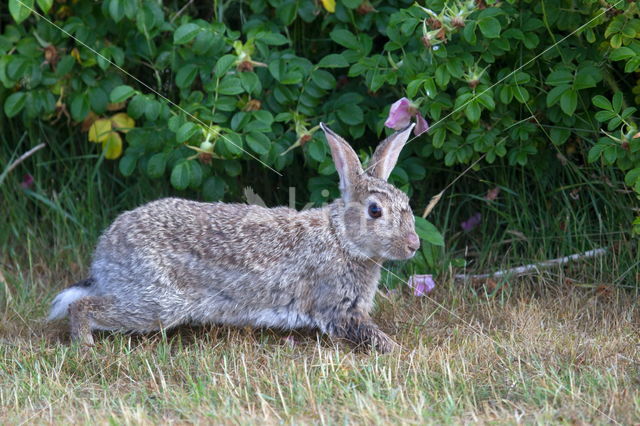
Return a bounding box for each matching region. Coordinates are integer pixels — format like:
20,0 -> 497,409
49,123 -> 420,352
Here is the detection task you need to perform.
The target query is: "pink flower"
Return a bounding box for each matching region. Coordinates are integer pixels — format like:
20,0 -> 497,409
20,174 -> 34,189
408,274 -> 436,296
414,112 -> 429,136
461,212 -> 481,232
384,97 -> 429,136
385,98 -> 413,129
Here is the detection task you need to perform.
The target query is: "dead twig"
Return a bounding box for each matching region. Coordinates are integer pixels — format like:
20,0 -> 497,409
0,143 -> 46,186
454,247 -> 608,281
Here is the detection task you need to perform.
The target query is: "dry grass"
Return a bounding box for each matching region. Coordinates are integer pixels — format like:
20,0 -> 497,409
1,263 -> 639,425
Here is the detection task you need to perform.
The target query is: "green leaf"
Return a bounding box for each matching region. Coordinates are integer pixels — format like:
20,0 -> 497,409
594,110 -> 616,122
550,128 -> 571,145
170,161 -> 191,190
603,145 -> 617,164
311,70 -> 336,90
176,122 -> 200,143
259,32 -> 288,46
574,72 -> 596,90
307,138 -> 326,162
277,0 -> 298,25
414,216 -> 445,246
546,70 -> 573,86
202,176 -> 225,201
119,154 -> 137,176
465,101 -> 481,122
146,153 -> 167,178
4,91 -> 26,118
218,76 -> 244,95
36,0 -> 53,13
612,92 -> 623,113
610,46 -> 635,61
70,93 -> 89,121
546,85 -> 569,107
220,133 -> 244,156
240,72 -> 261,95
246,131 -> 271,155
174,23 -> 201,44
330,29 -> 360,50
88,87 -> 108,113
127,94 -> 146,119
189,161 -> 203,188
463,20 -> 477,44
560,89 -> 578,115
588,143 -> 604,163
110,85 -> 136,103
512,86 -> 529,103
592,95 -> 612,111
478,17 -> 501,38
624,167 -> 640,186
215,54 -> 236,76
337,104 -> 363,125
9,0 -> 33,24
175,64 -> 198,88
318,54 -> 349,68
144,99 -> 160,121
407,79 -> 425,98
109,0 -> 125,23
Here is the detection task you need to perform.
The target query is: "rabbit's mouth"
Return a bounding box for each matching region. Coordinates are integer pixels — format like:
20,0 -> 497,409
385,246 -> 419,261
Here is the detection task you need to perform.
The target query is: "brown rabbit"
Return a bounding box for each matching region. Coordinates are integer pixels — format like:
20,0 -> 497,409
48,123 -> 420,352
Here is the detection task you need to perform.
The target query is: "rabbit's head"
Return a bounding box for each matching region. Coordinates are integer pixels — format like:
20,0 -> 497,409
320,123 -> 420,261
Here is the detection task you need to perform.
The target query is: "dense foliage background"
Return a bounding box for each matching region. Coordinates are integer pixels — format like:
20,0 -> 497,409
1,0 -> 638,281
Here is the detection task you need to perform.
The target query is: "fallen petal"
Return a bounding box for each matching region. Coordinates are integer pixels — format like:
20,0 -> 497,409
408,274 -> 436,296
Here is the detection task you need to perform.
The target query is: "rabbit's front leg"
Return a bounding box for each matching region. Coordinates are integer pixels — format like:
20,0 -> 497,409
327,312 -> 398,353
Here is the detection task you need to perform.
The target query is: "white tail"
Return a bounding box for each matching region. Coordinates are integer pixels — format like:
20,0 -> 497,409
48,287 -> 90,320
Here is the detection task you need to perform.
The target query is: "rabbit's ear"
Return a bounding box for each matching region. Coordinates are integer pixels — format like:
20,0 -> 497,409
367,124 -> 415,181
320,123 -> 364,198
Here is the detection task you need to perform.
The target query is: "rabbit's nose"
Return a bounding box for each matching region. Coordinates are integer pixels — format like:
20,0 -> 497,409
406,233 -> 420,251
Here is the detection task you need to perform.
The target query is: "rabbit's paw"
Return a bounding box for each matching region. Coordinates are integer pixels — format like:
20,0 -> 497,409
371,329 -> 398,354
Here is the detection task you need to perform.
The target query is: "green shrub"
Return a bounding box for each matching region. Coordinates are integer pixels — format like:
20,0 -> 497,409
1,0 -> 639,274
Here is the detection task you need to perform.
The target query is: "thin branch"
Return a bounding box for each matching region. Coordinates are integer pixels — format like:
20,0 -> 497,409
170,0 -> 195,23
454,247 -> 608,281
0,143 -> 46,186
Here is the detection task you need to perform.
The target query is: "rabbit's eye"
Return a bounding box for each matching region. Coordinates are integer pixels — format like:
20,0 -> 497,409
368,202 -> 382,219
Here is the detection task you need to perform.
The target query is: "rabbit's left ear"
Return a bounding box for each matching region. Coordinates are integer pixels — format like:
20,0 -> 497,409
367,124 -> 415,181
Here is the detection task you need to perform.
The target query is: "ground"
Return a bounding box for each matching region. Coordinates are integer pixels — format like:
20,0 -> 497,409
1,266 -> 638,424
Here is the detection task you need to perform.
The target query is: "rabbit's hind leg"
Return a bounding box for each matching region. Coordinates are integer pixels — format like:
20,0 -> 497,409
68,296 -> 116,346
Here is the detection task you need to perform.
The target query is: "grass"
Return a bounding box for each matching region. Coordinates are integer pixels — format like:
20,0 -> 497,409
1,125 -> 639,423
1,273 -> 638,423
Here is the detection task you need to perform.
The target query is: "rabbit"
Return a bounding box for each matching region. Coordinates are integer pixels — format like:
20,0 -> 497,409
48,123 -> 421,352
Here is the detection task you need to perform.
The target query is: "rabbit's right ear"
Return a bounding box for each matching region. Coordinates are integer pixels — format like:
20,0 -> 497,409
320,123 -> 364,200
